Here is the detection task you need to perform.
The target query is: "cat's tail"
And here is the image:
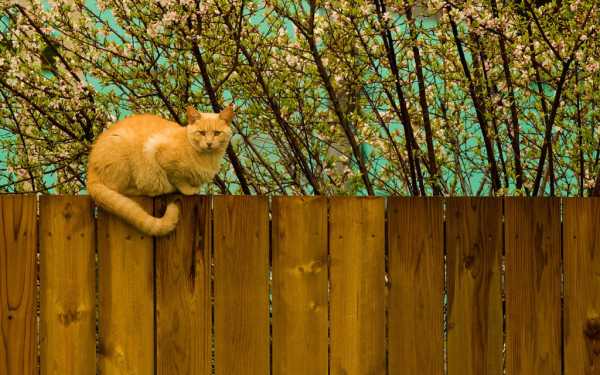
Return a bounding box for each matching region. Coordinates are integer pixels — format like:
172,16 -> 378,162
87,175 -> 179,237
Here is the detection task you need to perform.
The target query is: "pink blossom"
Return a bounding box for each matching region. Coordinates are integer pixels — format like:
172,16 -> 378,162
586,62 -> 600,73
163,11 -> 178,25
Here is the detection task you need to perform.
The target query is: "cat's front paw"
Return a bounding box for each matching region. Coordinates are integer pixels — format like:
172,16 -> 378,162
178,185 -> 199,195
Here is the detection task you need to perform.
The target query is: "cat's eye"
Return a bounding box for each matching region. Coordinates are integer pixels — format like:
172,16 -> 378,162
213,131 -> 221,136
196,130 -> 206,136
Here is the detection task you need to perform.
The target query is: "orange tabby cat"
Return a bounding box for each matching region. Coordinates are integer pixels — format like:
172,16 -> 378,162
87,105 -> 233,236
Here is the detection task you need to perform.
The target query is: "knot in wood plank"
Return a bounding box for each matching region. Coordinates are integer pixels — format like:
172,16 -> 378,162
584,318 -> 600,341
63,203 -> 73,220
57,308 -> 85,326
463,255 -> 475,270
296,259 -> 324,275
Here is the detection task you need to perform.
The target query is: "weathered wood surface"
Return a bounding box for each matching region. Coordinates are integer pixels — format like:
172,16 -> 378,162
564,198 -> 600,375
2,196 -> 598,374
388,198 -> 444,375
505,198 -> 561,375
97,197 -> 154,375
213,196 -> 269,375
156,196 -> 212,375
272,197 -> 328,375
40,196 -> 95,375
0,195 -> 37,375
447,198 -> 502,375
329,197 -> 385,375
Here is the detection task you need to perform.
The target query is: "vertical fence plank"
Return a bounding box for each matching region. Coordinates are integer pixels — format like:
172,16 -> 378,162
156,196 -> 211,375
39,196 -> 95,375
97,198 -> 154,375
329,197 -> 385,375
214,196 -> 269,375
388,197 -> 444,375
272,197 -> 328,375
447,198 -> 503,375
505,198 -> 560,375
564,198 -> 600,374
0,195 -> 36,375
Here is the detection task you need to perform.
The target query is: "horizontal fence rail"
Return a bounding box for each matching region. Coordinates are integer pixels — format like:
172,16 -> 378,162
1,195 -> 599,374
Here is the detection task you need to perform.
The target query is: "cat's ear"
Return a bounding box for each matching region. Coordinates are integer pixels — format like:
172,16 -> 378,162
186,106 -> 201,124
218,103 -> 234,123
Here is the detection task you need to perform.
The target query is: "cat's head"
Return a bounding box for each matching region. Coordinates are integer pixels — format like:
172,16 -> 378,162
185,104 -> 233,153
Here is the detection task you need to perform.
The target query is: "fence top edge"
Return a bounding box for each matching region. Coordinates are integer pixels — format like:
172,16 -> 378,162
3,194 -> 600,202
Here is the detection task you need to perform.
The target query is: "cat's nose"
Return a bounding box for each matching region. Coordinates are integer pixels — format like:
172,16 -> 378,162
207,142 -> 213,147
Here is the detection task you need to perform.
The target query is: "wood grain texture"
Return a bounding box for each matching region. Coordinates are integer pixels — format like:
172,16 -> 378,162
39,195 -> 95,375
0,195 -> 37,375
214,196 -> 269,375
564,198 -> 600,374
97,197 -> 154,375
446,198 -> 502,375
505,198 -> 561,375
271,197 -> 327,375
388,197 -> 444,375
156,196 -> 211,375
329,197 -> 385,375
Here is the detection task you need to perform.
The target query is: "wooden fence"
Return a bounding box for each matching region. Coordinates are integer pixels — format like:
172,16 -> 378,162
0,195 -> 599,375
